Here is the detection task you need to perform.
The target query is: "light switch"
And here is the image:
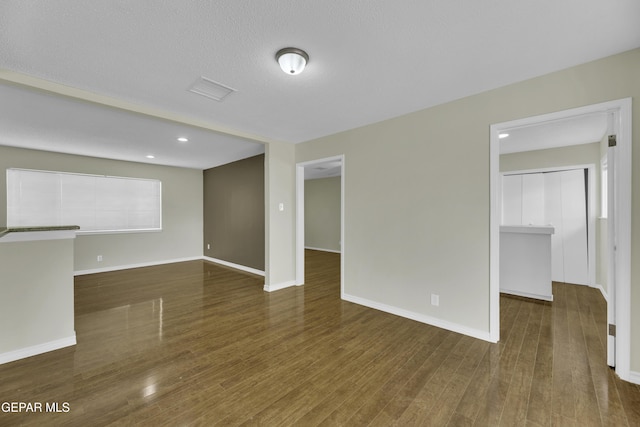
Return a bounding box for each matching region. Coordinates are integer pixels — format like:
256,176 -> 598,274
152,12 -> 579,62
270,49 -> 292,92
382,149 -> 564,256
279,203 -> 284,211
431,294 -> 439,306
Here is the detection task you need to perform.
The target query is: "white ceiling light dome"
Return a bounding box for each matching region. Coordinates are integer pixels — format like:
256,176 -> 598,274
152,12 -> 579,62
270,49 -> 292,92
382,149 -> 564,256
276,47 -> 309,75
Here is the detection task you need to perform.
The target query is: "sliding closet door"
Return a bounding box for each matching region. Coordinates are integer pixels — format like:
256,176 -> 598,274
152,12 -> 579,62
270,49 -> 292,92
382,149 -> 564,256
544,169 -> 589,285
559,169 -> 589,285
502,174 -> 522,225
502,173 -> 544,225
522,173 -> 545,225
503,169 -> 589,285
544,172 -> 565,282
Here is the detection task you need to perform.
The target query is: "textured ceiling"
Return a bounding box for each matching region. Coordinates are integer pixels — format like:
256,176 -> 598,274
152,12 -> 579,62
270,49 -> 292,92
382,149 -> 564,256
0,1 -> 639,168
0,82 -> 264,169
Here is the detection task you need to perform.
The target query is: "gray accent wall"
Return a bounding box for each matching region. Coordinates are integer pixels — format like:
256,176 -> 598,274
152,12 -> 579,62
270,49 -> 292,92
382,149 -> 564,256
203,154 -> 265,271
305,177 -> 341,252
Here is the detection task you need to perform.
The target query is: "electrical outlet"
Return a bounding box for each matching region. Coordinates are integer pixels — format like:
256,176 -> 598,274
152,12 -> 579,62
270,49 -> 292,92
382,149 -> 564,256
97,255 -> 103,262
431,294 -> 439,307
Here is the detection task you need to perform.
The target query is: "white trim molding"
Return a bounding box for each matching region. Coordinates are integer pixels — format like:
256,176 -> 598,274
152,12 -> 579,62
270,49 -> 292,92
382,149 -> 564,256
592,284 -> 608,302
263,280 -> 297,292
203,257 -> 265,276
501,289 -> 553,302
0,335 -> 76,365
343,293 -> 494,343
74,256 -> 202,276
305,246 -> 341,254
76,256 -> 266,277
629,371 -> 640,386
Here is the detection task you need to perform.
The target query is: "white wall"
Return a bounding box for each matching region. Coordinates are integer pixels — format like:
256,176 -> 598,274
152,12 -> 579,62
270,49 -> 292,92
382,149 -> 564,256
296,48 -> 640,371
305,177 -> 341,252
0,145 -> 203,273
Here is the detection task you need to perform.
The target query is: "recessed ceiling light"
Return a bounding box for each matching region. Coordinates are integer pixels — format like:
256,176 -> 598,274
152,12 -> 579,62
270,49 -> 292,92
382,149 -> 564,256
177,137 -> 188,142
499,133 -> 510,139
146,155 -> 155,159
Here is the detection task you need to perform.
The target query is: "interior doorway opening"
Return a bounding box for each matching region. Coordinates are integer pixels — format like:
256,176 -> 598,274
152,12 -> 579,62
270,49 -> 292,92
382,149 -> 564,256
501,164 -> 596,288
490,98 -> 632,382
295,155 -> 345,296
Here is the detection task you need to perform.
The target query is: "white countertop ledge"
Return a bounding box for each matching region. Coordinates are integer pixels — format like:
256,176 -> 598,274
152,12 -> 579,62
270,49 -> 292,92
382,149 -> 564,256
500,225 -> 555,235
0,229 -> 78,243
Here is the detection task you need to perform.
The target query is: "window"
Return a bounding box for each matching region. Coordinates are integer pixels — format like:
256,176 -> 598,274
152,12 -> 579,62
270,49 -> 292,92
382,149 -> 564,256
7,168 -> 162,233
600,156 -> 607,218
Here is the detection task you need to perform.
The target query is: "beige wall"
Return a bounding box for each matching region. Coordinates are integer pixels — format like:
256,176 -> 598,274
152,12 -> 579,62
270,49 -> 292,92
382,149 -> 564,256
500,142 -> 600,172
305,177 -> 341,252
0,237 -> 75,358
296,48 -> 640,370
0,146 -> 203,272
203,154 -> 265,270
265,141 -> 296,289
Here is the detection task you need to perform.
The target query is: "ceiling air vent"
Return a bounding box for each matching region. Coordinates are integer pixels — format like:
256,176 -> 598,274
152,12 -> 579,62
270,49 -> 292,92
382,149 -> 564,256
188,77 -> 236,102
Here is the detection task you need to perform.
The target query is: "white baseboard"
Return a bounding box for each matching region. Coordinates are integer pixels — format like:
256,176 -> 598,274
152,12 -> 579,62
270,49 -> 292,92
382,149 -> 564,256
203,257 -> 265,276
591,283 -> 608,302
75,256 -> 265,277
305,246 -> 341,254
0,335 -> 76,365
264,280 -> 296,292
342,293 -> 495,343
500,288 -> 553,302
74,256 -> 202,276
628,371 -> 640,385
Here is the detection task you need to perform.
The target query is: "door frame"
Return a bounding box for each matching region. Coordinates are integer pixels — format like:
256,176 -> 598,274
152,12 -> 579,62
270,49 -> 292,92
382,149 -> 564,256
295,155 -> 345,296
490,98 -> 632,382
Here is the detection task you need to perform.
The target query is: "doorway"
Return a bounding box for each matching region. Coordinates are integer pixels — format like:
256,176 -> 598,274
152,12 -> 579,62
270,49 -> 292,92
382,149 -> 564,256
501,165 -> 595,287
295,155 -> 345,296
490,98 -> 632,382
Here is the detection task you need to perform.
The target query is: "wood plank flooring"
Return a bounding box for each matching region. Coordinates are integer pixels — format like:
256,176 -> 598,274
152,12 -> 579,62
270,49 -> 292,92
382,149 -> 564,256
0,249 -> 638,426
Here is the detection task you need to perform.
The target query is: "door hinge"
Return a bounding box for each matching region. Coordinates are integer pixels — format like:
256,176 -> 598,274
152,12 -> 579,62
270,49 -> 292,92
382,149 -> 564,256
608,135 -> 617,147
609,324 -> 616,337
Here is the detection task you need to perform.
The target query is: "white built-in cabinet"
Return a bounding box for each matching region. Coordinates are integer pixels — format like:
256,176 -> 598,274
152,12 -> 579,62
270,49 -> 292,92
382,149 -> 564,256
502,169 -> 589,285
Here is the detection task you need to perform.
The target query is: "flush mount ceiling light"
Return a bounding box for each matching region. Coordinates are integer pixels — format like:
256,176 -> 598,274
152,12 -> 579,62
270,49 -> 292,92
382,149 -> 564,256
499,133 -> 510,139
177,137 -> 188,143
276,47 -> 309,75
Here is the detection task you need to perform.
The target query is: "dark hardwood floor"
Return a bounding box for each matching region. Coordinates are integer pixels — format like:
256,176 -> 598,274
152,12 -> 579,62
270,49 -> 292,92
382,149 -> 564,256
0,250 -> 638,426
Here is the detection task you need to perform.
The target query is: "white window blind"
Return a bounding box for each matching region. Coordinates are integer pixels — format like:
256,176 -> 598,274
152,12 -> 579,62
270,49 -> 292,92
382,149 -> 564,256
7,168 -> 162,233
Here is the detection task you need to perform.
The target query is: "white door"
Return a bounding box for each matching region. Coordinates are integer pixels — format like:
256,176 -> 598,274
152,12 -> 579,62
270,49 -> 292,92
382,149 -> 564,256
502,174 -> 522,225
544,172 -> 565,282
522,174 -> 545,225
559,169 -> 589,285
